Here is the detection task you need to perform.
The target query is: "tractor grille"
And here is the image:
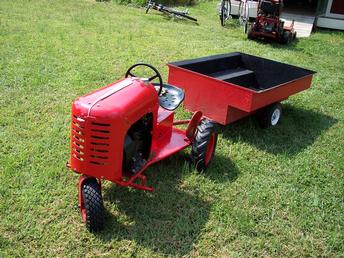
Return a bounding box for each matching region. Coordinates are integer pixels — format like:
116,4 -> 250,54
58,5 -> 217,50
89,121 -> 111,166
71,115 -> 112,167
71,115 -> 86,162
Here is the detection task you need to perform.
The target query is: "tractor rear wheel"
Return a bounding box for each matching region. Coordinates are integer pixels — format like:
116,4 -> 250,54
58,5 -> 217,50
82,179 -> 104,232
191,119 -> 218,172
257,102 -> 282,128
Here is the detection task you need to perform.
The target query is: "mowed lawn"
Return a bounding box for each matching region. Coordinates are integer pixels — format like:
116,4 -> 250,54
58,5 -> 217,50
0,0 -> 343,256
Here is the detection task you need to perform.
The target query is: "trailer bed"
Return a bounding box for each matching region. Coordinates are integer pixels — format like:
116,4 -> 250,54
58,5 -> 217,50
167,52 -> 315,125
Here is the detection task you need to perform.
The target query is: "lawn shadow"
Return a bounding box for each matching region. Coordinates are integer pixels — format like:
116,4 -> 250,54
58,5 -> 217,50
221,18 -> 240,29
148,11 -> 199,25
97,151 -> 238,256
162,14 -> 199,25
253,36 -> 301,50
221,104 -> 337,156
198,152 -> 240,183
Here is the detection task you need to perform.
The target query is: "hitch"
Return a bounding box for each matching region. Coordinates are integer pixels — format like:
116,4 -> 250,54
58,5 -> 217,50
128,174 -> 154,192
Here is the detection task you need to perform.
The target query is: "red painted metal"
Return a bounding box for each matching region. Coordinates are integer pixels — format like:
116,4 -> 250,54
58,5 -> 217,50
70,78 -> 159,182
128,174 -> 154,192
78,176 -> 87,222
186,110 -> 203,139
156,107 -> 174,142
170,111 -> 203,140
70,76 -> 196,192
89,127 -> 190,191
167,64 -> 254,125
173,119 -> 190,125
167,63 -> 314,125
205,133 -> 215,165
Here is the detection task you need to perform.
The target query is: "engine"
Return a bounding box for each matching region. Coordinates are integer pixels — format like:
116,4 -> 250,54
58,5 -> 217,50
123,113 -> 153,174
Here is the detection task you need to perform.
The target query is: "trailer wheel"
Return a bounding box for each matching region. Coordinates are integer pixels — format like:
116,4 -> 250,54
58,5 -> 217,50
191,119 -> 218,172
257,103 -> 282,128
82,179 -> 104,232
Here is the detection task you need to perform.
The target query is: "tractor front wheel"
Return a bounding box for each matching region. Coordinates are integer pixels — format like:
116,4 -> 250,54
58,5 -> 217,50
82,179 -> 104,232
191,119 -> 218,172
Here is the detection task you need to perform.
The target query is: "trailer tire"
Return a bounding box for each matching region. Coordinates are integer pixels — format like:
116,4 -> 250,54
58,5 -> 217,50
191,119 -> 218,172
257,103 -> 282,128
82,179 -> 104,232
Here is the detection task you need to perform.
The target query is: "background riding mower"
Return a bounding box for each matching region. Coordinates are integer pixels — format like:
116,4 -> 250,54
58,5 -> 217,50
247,0 -> 297,44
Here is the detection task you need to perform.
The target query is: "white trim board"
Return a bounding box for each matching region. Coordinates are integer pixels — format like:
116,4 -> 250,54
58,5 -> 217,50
317,16 -> 344,30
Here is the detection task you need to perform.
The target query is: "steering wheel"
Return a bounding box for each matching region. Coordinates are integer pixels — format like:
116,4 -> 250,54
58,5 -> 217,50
125,63 -> 163,96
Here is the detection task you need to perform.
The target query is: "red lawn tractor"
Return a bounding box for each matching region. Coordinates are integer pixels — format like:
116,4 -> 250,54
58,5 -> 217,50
68,63 -> 218,232
247,0 -> 296,44
68,53 -> 315,232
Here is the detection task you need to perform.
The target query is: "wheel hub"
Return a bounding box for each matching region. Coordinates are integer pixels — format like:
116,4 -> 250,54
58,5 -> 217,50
271,108 -> 281,125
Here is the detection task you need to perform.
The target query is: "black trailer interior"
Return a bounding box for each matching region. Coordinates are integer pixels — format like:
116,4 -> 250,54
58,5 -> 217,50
170,52 -> 315,91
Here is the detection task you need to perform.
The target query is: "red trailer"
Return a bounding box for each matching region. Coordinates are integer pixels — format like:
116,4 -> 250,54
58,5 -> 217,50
168,52 -> 315,127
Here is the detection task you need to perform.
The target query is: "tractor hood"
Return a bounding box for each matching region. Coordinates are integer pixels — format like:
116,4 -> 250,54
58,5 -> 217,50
70,77 -> 159,182
72,78 -> 159,122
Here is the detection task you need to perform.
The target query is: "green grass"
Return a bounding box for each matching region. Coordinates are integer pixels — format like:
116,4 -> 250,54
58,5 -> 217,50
0,0 -> 343,256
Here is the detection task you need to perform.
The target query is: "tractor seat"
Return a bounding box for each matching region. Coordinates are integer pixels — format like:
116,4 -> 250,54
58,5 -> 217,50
154,83 -> 185,111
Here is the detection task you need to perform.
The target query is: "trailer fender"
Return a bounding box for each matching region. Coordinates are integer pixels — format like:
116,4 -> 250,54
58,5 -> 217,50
186,111 -> 203,140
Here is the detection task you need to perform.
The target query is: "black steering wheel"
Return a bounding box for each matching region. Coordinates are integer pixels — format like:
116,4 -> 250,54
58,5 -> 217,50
125,63 -> 163,96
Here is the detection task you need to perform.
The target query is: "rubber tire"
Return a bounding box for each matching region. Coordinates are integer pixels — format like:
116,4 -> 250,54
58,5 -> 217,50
281,31 -> 291,44
82,179 -> 104,232
257,103 -> 282,128
247,24 -> 255,40
191,119 -> 218,172
220,0 -> 229,26
244,21 -> 248,34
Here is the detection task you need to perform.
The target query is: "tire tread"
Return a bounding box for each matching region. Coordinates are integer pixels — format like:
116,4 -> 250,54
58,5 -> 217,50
82,179 -> 104,232
191,119 -> 218,171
